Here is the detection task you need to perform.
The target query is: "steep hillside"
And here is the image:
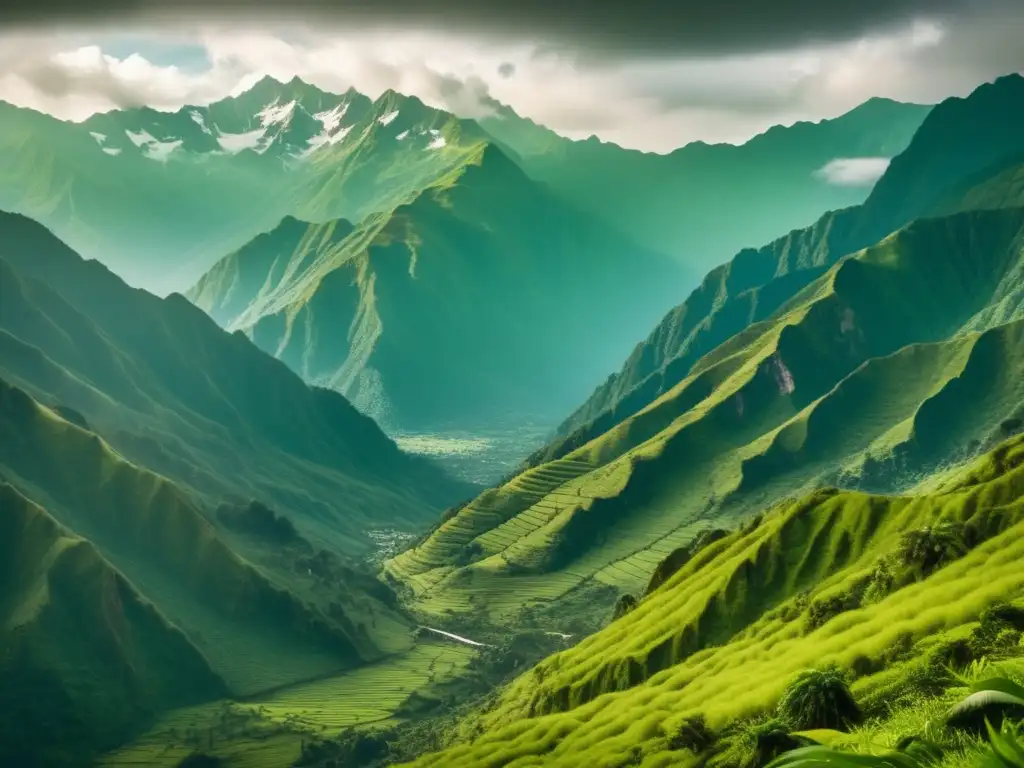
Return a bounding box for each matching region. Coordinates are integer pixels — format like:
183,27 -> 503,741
188,144 -> 691,434
554,73 -> 1024,443
400,434 -> 1024,767
0,210 -> 469,558
0,377 -> 393,691
480,96 -> 931,276
385,206 -> 1024,624
0,483 -> 226,767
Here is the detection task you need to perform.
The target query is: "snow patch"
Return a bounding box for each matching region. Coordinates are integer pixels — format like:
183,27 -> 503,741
302,124 -> 354,156
426,135 -> 447,150
190,110 -> 213,135
89,131 -> 106,144
258,99 -> 296,127
217,128 -> 267,153
377,109 -> 399,126
395,129 -> 410,141
102,147 -> 122,156
314,103 -> 350,133
125,128 -> 157,147
144,139 -> 183,162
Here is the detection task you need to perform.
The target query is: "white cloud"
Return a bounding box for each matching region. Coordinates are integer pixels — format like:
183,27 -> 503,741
815,157 -> 892,186
0,7 -> 1021,152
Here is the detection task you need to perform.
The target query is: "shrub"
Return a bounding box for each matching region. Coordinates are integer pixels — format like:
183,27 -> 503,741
668,714 -> 717,753
712,717 -> 811,768
612,594 -> 639,620
806,590 -> 862,631
777,667 -> 862,731
898,522 -> 968,577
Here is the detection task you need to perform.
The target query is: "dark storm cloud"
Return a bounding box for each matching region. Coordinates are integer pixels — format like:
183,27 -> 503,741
0,0 -> 1008,55
497,62 -> 516,79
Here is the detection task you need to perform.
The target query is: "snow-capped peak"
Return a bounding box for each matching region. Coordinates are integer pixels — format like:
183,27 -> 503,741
89,131 -> 106,144
396,129 -> 411,141
377,110 -> 399,127
427,135 -> 447,150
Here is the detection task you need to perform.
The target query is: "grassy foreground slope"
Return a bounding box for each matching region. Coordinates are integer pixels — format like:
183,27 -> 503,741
554,73 -> 1024,443
385,205 -> 1024,621
0,483 -> 226,767
401,434 -> 1024,767
189,144 -> 690,432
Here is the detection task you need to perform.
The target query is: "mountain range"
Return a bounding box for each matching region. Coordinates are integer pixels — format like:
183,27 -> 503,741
0,210 -> 472,765
187,143 -> 689,434
384,72 -> 1024,654
377,70 -> 1024,768
3,57 -> 1024,768
1,76 -> 928,296
481,95 -> 932,276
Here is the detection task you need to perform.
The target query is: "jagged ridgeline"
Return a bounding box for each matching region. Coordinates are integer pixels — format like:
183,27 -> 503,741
0,211 -> 471,764
188,143 -> 690,433
384,74 -> 1024,628
0,75 -> 928,296
481,95 -> 932,276
400,434 -> 1024,767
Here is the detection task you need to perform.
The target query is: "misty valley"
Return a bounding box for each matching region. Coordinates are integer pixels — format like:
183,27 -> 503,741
2,14 -> 1024,768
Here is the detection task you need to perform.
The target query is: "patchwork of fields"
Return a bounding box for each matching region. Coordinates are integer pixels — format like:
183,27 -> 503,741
100,640 -> 477,767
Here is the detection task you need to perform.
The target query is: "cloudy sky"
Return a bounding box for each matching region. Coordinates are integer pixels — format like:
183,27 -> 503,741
0,0 -> 1022,152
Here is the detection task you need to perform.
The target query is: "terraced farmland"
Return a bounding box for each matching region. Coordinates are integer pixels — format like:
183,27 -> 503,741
100,640 -> 477,767
386,207 -> 1024,627
400,434 -> 1024,767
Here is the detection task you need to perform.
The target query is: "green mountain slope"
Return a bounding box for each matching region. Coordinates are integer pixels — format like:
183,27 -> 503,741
0,211 -> 475,763
384,206 -> 1024,624
0,210 -> 468,557
188,144 -> 692,434
0,482 -> 226,767
480,97 -> 931,276
554,73 -> 1024,445
0,377 -> 378,693
400,434 -> 1024,767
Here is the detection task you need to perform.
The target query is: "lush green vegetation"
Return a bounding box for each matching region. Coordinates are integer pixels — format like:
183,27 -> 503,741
188,142 -> 690,434
3,64 -> 1024,768
394,434 -> 1024,767
386,204 -> 1024,628
553,73 -> 1024,446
